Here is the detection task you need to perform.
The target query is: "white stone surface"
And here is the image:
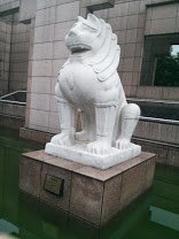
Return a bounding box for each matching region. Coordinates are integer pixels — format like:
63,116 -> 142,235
45,14 -> 141,169
45,142 -> 141,170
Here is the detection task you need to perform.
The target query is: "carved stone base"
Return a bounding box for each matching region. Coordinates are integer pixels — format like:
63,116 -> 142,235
19,150 -> 156,226
45,142 -> 141,169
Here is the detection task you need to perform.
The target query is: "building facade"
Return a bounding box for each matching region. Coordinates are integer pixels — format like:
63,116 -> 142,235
0,0 -> 179,166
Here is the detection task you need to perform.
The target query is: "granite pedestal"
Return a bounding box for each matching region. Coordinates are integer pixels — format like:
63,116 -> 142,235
19,150 -> 156,226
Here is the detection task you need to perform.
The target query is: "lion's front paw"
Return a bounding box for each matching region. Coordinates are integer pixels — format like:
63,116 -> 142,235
51,132 -> 74,146
87,141 -> 111,155
116,138 -> 130,150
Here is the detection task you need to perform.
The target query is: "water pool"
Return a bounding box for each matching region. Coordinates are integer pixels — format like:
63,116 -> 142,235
0,127 -> 179,239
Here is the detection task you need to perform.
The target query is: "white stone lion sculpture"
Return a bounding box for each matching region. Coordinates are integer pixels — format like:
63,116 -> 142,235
45,14 -> 141,168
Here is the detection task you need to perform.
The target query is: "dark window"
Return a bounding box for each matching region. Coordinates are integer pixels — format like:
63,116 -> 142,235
140,34 -> 179,87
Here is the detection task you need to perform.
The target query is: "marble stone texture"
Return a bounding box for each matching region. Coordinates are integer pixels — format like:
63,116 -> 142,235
45,142 -> 141,170
45,14 -> 141,168
19,150 -> 156,226
19,156 -> 42,197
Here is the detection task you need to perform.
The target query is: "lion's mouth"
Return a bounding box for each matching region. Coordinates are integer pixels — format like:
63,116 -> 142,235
69,44 -> 91,54
71,47 -> 90,54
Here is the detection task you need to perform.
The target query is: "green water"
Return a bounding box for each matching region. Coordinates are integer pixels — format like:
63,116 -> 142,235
0,127 -> 179,239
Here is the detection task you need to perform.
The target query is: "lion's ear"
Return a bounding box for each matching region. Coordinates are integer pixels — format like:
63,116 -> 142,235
87,14 -> 99,29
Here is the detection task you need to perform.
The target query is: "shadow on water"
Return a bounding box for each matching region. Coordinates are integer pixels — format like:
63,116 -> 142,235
0,127 -> 179,239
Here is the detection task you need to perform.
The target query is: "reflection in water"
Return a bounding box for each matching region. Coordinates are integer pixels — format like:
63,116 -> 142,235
150,206 -> 179,231
0,128 -> 179,239
0,219 -> 19,235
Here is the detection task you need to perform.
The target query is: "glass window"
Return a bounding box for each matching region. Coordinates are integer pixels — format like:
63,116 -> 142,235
140,34 -> 179,87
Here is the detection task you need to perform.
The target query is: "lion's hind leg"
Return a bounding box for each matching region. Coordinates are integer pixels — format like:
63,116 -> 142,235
116,103 -> 141,150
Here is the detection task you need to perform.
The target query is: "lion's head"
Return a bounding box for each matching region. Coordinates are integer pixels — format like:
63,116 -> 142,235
65,14 -> 120,82
65,14 -> 103,53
